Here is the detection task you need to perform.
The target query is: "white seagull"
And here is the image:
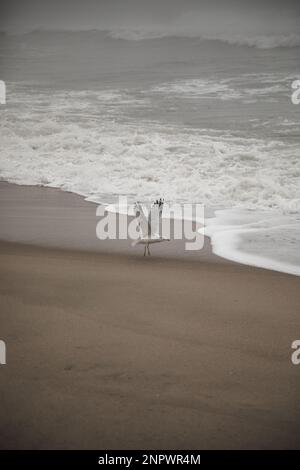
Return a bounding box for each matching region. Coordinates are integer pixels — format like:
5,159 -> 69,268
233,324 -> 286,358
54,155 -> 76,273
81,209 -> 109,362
132,199 -> 170,256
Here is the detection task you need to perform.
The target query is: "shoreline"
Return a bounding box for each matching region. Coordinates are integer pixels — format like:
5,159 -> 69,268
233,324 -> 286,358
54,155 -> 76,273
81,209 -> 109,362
0,181 -> 229,264
1,181 -> 299,277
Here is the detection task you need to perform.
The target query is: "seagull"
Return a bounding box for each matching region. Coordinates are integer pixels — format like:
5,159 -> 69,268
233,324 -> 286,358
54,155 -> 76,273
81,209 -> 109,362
132,198 -> 170,256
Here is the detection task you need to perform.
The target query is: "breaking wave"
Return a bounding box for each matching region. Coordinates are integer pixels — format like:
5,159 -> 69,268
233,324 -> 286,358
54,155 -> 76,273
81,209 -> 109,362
2,27 -> 300,49
108,29 -> 300,49
1,85 -> 299,212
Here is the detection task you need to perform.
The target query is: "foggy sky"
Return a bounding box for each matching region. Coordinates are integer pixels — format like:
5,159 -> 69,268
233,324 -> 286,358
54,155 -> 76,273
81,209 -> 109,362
0,0 -> 299,35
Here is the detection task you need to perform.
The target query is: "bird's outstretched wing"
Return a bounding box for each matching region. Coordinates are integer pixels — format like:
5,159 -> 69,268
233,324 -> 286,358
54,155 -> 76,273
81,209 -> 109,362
134,202 -> 150,239
149,201 -> 163,238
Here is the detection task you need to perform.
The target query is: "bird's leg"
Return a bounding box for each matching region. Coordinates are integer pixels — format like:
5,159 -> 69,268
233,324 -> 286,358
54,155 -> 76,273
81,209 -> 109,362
147,244 -> 151,256
143,246 -> 146,256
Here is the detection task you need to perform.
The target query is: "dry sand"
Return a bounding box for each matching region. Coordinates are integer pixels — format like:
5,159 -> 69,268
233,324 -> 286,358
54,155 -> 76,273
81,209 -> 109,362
0,183 -> 300,449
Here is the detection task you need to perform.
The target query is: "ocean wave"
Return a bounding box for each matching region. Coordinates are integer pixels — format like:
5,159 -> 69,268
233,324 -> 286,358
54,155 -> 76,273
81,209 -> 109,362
3,27 -> 300,49
200,209 -> 300,276
150,74 -> 290,101
204,33 -> 300,49
1,86 -> 299,213
108,28 -> 300,49
152,80 -> 242,100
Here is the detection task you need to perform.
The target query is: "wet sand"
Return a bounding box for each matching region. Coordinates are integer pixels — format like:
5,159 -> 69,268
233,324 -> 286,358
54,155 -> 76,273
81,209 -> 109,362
0,183 -> 299,449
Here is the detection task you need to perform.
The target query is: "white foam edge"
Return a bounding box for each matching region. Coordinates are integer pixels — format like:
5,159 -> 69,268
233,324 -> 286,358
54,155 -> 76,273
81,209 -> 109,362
199,218 -> 300,276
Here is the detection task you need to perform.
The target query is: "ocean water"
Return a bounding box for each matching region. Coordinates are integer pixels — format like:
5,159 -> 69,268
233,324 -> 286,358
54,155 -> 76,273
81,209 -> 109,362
0,30 -> 299,274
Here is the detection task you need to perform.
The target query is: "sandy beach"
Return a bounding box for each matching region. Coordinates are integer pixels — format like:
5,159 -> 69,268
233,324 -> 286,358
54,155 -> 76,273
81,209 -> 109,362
0,182 -> 300,449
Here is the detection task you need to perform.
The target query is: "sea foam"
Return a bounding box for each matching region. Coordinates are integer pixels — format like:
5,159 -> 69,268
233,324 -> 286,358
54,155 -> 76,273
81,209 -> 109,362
1,84 -> 299,211
200,209 -> 300,276
1,84 -> 299,275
